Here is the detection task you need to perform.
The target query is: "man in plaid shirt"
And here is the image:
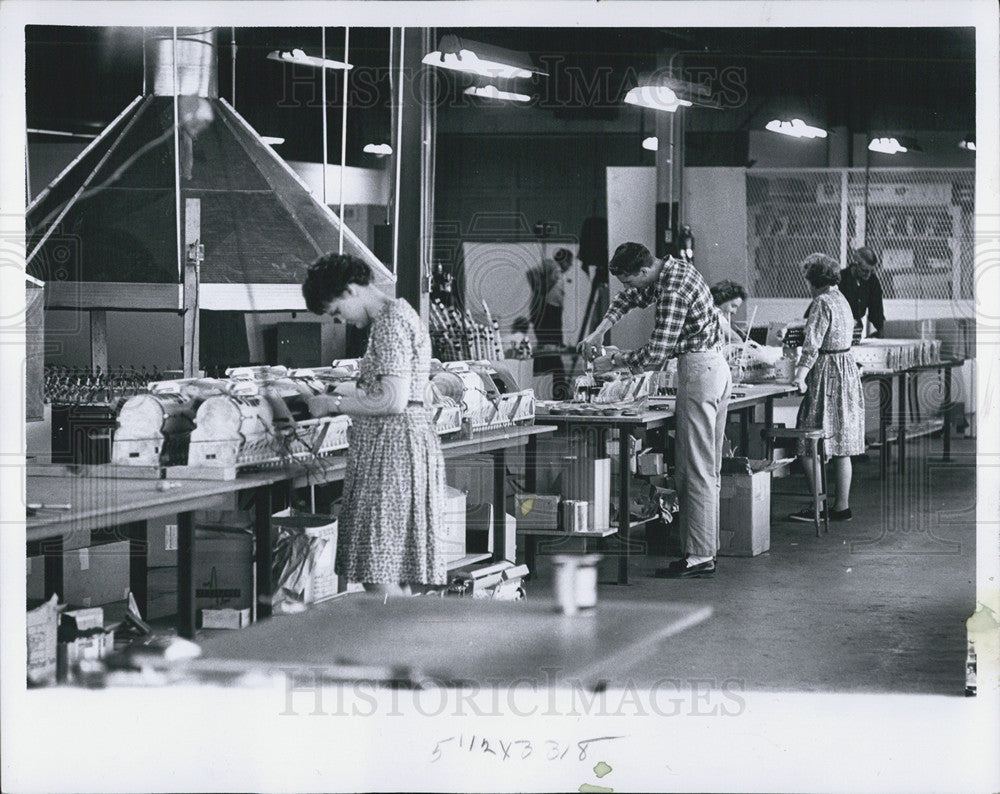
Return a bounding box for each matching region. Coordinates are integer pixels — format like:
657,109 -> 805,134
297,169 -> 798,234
580,242 -> 732,578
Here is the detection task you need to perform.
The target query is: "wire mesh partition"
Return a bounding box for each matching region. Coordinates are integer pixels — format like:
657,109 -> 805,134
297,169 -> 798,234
746,168 -> 975,302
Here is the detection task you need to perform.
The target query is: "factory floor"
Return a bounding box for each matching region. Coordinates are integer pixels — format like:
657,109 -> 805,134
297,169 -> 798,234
530,435 -> 978,696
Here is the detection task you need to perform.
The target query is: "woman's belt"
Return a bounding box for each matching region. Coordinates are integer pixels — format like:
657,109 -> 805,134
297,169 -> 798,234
818,347 -> 851,354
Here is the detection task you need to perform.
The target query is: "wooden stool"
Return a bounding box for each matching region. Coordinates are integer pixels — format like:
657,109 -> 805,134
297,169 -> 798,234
764,428 -> 829,537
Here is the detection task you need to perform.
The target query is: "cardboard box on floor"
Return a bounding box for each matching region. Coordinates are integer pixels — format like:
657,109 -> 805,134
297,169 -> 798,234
440,486 -> 467,565
145,515 -> 180,567
718,457 -> 777,557
27,595 -> 59,686
446,455 -> 493,508
62,540 -> 131,607
144,566 -> 178,621
193,511 -> 255,616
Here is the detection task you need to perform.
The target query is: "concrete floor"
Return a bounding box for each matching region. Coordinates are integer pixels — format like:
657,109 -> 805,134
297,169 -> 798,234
529,436 -> 978,695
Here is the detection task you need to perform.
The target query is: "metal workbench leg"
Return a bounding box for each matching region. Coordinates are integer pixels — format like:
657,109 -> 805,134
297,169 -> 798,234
128,521 -> 148,619
943,366 -> 952,461
254,486 -> 276,622
618,427 -> 630,585
739,408 -> 751,457
492,448 -> 508,564
897,372 -> 908,476
177,511 -> 195,639
42,535 -> 64,601
879,375 -> 891,479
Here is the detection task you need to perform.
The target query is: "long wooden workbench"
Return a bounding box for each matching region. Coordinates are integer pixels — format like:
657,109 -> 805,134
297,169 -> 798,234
529,383 -> 799,585
26,423 -> 555,638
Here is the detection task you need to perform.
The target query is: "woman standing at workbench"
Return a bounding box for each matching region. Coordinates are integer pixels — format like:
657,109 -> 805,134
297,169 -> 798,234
302,253 -> 446,594
789,253 -> 865,523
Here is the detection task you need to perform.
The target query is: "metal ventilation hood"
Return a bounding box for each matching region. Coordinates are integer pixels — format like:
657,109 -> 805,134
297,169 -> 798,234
26,27 -> 393,312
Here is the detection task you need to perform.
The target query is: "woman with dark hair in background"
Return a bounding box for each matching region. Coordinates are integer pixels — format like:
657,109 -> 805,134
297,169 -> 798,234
303,253 -> 446,594
789,253 -> 866,523
710,280 -> 749,344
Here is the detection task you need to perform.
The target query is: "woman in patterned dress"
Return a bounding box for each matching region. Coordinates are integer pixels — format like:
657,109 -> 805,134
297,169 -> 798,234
789,253 -> 866,523
302,253 -> 446,594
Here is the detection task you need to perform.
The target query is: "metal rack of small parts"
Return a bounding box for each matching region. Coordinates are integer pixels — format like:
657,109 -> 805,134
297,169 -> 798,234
526,383 -> 801,585
26,423 -> 556,639
859,357 -> 967,478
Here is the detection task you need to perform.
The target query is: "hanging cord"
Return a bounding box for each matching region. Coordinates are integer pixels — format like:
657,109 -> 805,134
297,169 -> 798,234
385,29 -> 395,224
172,27 -> 183,288
392,28 -> 405,274
231,27 -> 237,108
321,27 -> 328,206
339,28 -> 350,255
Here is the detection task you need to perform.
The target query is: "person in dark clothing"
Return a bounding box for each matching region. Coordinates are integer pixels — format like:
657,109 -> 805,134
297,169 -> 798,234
839,246 -> 885,336
527,248 -> 573,398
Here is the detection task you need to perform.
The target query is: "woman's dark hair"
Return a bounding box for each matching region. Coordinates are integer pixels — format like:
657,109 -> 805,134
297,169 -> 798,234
710,280 -> 747,306
608,242 -> 654,277
302,253 -> 373,314
801,253 -> 841,288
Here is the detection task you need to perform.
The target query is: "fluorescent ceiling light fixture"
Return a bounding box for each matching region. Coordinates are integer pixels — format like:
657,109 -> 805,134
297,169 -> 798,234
642,136 -> 658,151
765,118 -> 828,139
27,128 -> 98,140
267,49 -> 353,70
423,35 -> 546,79
959,133 -> 976,151
869,136 -> 921,154
261,136 -> 285,146
464,85 -> 531,103
364,143 -> 393,156
623,86 -> 692,112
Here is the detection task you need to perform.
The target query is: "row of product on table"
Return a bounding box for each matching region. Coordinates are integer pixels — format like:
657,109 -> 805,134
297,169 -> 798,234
46,359 -> 536,475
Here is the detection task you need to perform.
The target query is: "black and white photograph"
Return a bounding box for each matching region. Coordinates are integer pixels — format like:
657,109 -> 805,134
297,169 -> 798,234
1,1 -> 998,791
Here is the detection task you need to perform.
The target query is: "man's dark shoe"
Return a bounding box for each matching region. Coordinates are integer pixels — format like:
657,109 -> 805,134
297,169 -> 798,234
653,558 -> 716,578
830,507 -> 852,521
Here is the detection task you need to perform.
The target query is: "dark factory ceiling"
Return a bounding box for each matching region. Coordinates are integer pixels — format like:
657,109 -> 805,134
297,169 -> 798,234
26,25 -> 976,166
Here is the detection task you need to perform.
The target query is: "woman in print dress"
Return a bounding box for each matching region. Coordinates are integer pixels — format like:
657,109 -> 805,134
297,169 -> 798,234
303,253 -> 445,594
789,253 -> 866,523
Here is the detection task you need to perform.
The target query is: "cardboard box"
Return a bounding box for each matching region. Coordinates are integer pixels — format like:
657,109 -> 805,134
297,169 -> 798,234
194,525 -> 254,613
271,509 -> 339,604
145,515 -> 179,568
27,596 -> 59,686
636,450 -> 664,476
466,503 -> 494,555
718,458 -> 773,557
57,607 -> 115,682
440,486 -> 467,565
200,607 -> 252,629
446,455 -> 494,508
504,513 -> 517,563
62,540 -> 131,607
513,493 -> 560,530
26,555 -> 45,601
143,566 -> 178,621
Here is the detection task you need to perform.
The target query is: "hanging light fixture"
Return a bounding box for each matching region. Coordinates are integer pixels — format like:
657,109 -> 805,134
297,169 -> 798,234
623,84 -> 692,113
364,143 -> 393,156
765,118 -> 828,139
464,84 -> 531,103
267,48 -> 353,70
423,34 -> 546,79
869,136 -> 922,154
642,136 -> 658,151
260,136 -> 285,146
